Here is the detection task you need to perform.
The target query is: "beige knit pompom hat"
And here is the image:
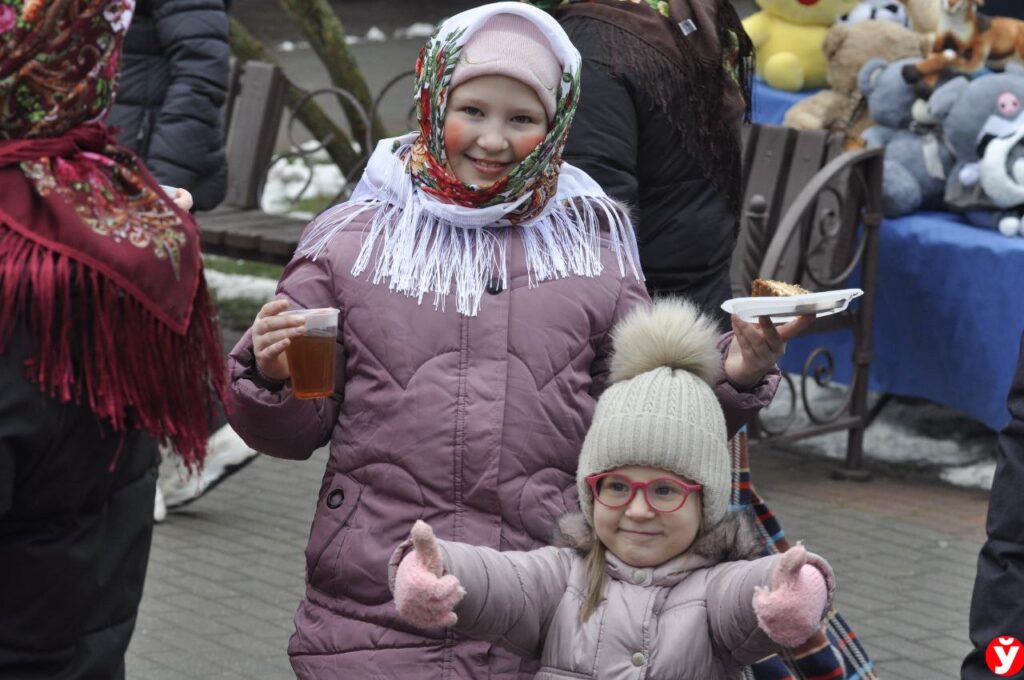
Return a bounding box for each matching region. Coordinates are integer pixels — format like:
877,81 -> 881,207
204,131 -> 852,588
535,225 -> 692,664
577,299 -> 730,529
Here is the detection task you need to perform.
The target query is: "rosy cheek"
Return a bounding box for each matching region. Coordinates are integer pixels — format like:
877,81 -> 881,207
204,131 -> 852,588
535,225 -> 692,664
443,118 -> 467,158
512,132 -> 546,161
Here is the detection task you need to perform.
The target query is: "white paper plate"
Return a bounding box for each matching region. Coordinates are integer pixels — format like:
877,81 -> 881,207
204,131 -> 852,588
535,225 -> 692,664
721,288 -> 864,323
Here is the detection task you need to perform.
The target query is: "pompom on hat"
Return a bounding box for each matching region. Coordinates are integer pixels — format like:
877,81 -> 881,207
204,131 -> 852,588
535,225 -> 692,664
448,12 -> 563,122
576,299 -> 731,529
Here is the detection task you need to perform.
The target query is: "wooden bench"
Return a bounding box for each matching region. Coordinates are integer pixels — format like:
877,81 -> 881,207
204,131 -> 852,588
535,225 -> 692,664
196,60 -> 309,264
732,124 -> 884,478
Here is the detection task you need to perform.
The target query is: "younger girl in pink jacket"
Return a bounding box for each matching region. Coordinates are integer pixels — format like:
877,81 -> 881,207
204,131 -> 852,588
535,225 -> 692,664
391,300 -> 834,679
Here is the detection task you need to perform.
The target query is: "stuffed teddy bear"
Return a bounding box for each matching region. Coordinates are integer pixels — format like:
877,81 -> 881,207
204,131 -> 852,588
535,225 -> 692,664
928,66 -> 1024,235
743,0 -> 861,91
859,56 -> 956,215
783,20 -> 931,144
901,0 -> 939,34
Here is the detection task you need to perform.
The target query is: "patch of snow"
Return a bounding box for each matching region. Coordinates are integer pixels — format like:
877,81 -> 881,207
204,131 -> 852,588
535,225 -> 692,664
204,269 -> 277,303
941,462 -> 996,491
394,22 -> 436,39
260,155 -> 346,215
364,26 -> 387,42
759,378 -> 998,478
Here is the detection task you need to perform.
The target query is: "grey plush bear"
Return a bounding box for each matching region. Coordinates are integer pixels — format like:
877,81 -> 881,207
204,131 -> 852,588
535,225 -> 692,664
927,65 -> 1024,236
859,56 -> 955,216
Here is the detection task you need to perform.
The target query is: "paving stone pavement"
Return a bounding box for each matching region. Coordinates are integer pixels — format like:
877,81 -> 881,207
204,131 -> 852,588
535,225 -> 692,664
126,439 -> 989,679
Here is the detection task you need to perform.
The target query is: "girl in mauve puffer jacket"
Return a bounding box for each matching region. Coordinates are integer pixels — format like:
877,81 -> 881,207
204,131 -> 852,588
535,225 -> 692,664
227,4 -> 810,678
391,301 -> 835,680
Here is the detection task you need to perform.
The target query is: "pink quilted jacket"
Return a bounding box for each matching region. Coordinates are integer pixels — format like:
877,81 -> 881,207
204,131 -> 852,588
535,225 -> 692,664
226,208 -> 780,679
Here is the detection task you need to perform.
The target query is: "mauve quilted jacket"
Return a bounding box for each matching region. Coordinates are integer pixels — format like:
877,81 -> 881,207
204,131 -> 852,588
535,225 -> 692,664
226,209 -> 779,679
409,533 -> 833,680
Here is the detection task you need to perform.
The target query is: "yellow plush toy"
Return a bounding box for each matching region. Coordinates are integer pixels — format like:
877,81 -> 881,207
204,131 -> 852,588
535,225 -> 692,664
744,0 -> 861,91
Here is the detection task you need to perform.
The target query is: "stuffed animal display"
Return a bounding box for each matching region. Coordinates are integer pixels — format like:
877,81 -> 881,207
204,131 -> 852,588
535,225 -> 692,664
903,0 -> 1024,92
928,65 -> 1024,235
838,1 -> 910,28
901,0 -> 940,34
743,0 -> 860,91
859,56 -> 956,216
784,20 -> 931,143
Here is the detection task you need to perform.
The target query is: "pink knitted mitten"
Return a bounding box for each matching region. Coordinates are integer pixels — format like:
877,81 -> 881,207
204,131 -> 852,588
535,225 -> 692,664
752,544 -> 828,647
394,520 -> 466,629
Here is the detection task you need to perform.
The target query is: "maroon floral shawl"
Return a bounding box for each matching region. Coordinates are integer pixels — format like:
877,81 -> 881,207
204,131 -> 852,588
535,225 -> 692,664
0,0 -> 225,467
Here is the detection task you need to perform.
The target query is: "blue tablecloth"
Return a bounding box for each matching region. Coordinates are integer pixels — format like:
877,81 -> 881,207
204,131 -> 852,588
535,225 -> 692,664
751,81 -> 1024,431
751,78 -> 818,126
780,212 -> 1024,432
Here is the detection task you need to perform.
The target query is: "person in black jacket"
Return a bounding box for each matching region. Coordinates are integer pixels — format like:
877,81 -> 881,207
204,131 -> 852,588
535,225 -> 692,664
109,0 -> 230,211
0,1 -> 227,676
962,332 -> 1024,679
540,0 -> 753,323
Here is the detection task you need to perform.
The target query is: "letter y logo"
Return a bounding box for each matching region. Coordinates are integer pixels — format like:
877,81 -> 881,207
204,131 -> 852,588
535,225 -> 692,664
986,636 -> 1024,676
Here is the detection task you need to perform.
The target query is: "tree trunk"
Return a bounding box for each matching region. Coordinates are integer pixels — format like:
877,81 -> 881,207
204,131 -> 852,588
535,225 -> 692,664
228,16 -> 363,175
275,0 -> 389,146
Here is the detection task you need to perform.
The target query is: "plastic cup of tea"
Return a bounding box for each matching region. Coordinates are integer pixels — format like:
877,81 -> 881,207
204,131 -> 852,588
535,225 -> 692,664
281,307 -> 339,399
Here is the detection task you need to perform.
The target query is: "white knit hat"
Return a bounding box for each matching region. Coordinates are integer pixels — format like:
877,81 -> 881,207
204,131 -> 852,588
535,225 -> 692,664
448,12 -> 563,122
576,299 -> 731,529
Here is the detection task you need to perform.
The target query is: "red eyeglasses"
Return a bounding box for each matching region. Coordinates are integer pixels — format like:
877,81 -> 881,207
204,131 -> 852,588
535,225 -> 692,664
586,472 -> 702,513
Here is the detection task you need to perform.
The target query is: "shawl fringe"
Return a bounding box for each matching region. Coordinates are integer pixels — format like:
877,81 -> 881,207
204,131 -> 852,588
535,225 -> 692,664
0,225 -> 226,470
299,189 -> 640,318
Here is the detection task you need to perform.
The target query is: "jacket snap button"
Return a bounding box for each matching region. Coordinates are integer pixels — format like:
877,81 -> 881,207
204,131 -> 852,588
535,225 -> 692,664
326,489 -> 345,509
486,277 -> 503,295
632,570 -> 646,584
631,652 -> 645,667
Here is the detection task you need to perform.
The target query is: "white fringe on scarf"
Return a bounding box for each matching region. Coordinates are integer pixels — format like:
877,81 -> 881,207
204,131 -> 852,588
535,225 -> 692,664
299,134 -> 642,317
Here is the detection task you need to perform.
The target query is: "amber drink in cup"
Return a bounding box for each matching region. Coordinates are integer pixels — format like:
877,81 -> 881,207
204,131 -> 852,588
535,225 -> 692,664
282,308 -> 339,399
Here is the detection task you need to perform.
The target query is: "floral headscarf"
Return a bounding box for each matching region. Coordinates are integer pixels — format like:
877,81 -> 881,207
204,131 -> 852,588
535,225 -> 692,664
406,2 -> 581,224
299,2 -> 641,316
0,0 -> 134,139
0,0 -> 225,468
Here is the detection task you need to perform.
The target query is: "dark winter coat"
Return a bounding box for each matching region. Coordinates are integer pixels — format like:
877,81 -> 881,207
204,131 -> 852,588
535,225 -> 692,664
226,206 -> 780,680
0,324 -> 158,678
108,0 -> 229,211
555,5 -> 745,318
962,332 -> 1024,678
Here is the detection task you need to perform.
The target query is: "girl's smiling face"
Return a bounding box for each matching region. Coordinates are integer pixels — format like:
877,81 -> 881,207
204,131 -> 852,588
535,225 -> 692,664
591,466 -> 703,568
443,75 -> 549,188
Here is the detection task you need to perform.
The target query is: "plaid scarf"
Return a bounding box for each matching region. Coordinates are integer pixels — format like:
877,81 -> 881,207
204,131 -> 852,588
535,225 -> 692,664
730,430 -> 880,680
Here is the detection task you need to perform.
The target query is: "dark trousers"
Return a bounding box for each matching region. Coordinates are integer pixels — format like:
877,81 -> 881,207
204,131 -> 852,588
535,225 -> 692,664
0,327 -> 158,680
962,333 -> 1024,679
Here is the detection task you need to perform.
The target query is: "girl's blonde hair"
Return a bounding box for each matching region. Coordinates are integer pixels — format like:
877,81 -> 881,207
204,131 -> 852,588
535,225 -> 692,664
579,537 -> 607,622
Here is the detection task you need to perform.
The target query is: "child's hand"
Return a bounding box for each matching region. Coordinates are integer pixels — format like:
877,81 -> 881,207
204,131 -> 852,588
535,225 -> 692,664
252,299 -> 306,381
394,520 -> 465,629
723,314 -> 814,389
752,544 -> 828,647
162,186 -> 193,212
